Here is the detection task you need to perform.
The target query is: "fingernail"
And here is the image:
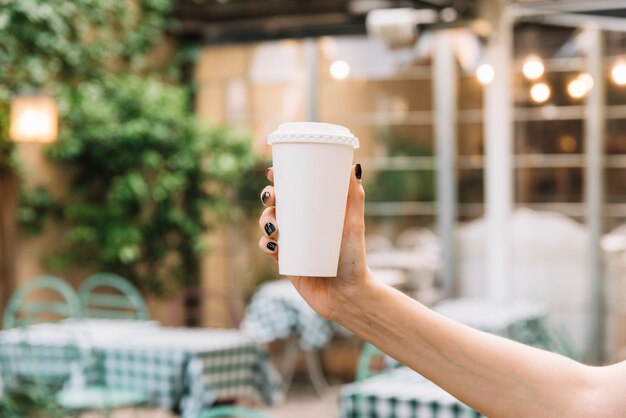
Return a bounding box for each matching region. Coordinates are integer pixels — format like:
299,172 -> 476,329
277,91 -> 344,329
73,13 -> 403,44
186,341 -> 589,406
267,242 -> 277,251
265,168 -> 271,178
355,163 -> 362,180
261,191 -> 270,203
264,222 -> 276,236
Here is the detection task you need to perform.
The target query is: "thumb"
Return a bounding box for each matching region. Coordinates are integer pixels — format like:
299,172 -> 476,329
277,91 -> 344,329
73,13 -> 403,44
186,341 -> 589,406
346,163 -> 365,227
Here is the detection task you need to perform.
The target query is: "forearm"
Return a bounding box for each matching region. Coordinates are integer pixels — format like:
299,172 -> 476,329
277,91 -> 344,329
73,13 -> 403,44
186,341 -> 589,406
335,278 -> 598,418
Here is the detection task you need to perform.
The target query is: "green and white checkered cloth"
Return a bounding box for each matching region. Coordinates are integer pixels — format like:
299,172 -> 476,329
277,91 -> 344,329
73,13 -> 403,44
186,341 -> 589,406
340,298 -> 570,418
0,321 -> 283,418
340,368 -> 482,418
241,280 -> 345,350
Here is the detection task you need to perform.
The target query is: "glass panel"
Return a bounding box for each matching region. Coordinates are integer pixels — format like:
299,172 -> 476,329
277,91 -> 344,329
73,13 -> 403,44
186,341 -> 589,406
515,120 -> 584,154
515,167 -> 584,203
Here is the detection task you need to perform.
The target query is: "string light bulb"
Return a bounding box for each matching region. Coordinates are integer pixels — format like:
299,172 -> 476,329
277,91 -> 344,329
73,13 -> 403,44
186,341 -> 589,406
522,56 -> 545,80
530,82 -> 551,104
329,60 -> 350,80
476,63 -> 495,85
567,78 -> 587,99
567,73 -> 593,99
611,61 -> 626,86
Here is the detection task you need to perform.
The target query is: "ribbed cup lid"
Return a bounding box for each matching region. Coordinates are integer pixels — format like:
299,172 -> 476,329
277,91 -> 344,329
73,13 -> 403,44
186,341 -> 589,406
268,122 -> 360,149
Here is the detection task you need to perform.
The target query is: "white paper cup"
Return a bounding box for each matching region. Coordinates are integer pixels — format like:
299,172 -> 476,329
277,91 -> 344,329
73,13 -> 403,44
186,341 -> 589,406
268,122 -> 360,277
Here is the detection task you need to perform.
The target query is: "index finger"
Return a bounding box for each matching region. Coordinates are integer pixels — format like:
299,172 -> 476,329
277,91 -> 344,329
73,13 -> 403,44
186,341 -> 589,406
265,167 -> 274,182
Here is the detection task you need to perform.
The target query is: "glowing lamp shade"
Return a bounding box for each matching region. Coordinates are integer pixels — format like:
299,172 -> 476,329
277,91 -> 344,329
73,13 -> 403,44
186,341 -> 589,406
522,56 -> 544,80
329,60 -> 350,80
530,82 -> 551,104
476,63 -> 495,85
611,61 -> 626,86
9,95 -> 58,143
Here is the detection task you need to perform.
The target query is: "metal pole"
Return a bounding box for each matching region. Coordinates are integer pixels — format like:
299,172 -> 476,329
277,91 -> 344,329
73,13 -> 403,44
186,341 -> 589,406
433,31 -> 458,296
482,0 -> 514,301
304,38 -> 318,122
584,26 -> 605,364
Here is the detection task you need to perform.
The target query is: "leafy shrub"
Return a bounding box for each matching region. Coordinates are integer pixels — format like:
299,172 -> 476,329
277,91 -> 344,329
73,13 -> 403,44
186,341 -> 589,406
48,75 -> 256,294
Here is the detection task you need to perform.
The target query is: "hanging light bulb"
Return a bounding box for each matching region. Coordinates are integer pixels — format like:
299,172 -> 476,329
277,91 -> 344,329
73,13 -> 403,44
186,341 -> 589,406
567,78 -> 588,99
329,60 -> 350,80
578,73 -> 594,91
567,73 -> 593,99
530,82 -> 551,104
611,61 -> 626,86
522,55 -> 545,80
476,63 -> 495,85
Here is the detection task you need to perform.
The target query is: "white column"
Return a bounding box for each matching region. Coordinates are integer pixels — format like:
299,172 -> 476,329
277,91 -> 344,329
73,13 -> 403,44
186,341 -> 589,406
483,0 -> 514,301
584,26 -> 605,364
433,31 -> 458,296
304,38 -> 318,122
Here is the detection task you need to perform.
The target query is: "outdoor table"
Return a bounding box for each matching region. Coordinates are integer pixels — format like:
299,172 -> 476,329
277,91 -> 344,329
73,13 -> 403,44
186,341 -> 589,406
0,320 -> 283,418
339,298 -> 566,418
434,298 -> 568,352
339,367 -> 482,418
241,279 -> 347,395
241,280 -> 343,350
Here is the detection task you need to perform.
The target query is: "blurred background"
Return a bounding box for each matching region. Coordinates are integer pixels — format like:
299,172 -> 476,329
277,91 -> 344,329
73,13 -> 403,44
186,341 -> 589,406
3,0 -> 626,417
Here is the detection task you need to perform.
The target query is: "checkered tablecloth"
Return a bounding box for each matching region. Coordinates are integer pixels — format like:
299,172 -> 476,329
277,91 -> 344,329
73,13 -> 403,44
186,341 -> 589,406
0,321 -> 283,418
339,298 -> 569,418
241,280 -> 344,350
340,368 -> 481,418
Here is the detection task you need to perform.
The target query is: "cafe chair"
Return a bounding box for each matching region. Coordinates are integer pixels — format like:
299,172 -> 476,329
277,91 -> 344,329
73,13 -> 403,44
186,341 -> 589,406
199,406 -> 274,418
79,273 -> 149,320
0,276 -> 81,417
3,275 -> 80,329
356,342 -> 387,382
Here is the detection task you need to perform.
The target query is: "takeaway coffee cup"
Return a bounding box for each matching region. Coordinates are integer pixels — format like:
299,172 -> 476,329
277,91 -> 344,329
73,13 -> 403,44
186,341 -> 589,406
268,122 -> 360,277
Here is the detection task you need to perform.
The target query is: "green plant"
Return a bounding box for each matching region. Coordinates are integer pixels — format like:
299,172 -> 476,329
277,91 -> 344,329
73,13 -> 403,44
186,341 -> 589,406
0,0 -> 173,100
0,0 -> 174,216
0,377 -> 65,418
366,130 -> 436,203
48,75 -> 256,295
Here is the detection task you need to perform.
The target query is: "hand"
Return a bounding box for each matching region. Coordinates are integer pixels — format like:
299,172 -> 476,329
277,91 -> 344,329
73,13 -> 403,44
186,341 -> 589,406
258,164 -> 374,320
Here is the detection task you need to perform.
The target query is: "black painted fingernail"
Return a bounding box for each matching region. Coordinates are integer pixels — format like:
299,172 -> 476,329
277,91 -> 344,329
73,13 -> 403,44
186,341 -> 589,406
267,242 -> 277,251
355,163 -> 362,180
264,222 -> 276,236
261,191 -> 270,203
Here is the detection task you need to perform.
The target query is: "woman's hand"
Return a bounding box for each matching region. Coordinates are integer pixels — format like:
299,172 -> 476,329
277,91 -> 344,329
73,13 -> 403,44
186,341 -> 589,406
258,164 -> 374,320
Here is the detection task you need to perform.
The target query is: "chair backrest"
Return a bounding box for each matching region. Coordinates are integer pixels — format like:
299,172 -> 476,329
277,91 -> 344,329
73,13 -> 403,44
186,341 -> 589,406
356,342 -> 387,382
79,273 -> 149,320
3,276 -> 80,329
199,406 -> 273,418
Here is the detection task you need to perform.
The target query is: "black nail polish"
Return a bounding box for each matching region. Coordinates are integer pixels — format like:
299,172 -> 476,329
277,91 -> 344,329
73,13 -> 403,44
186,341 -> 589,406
264,222 -> 276,236
261,191 -> 270,203
355,163 -> 362,180
267,242 -> 277,251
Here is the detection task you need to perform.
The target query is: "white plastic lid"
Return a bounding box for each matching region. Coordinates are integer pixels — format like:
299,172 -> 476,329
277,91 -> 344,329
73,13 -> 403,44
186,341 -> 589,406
268,122 -> 360,149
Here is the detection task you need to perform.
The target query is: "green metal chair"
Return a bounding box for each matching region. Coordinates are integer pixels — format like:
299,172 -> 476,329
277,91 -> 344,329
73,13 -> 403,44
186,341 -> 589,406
79,273 -> 149,320
198,406 -> 274,418
1,276 -> 81,418
3,275 -> 81,329
356,342 -> 387,382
